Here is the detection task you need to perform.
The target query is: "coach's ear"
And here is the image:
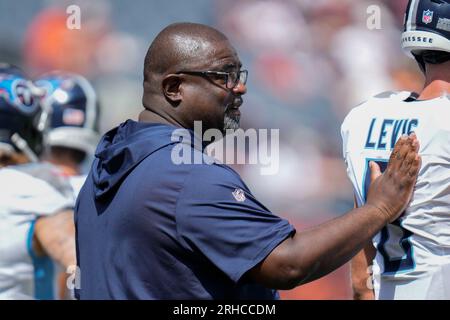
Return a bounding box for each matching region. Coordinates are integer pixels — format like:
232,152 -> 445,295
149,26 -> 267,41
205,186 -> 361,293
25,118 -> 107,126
162,74 -> 183,106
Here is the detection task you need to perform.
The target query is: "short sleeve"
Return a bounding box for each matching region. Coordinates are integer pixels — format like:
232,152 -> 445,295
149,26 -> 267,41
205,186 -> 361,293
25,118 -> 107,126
27,177 -> 72,216
175,164 -> 295,283
0,169 -> 72,217
341,108 -> 355,161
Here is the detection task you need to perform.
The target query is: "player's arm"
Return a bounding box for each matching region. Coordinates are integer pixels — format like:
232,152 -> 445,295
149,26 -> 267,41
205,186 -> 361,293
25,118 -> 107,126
351,195 -> 376,300
351,241 -> 376,299
249,134 -> 420,289
33,209 -> 76,269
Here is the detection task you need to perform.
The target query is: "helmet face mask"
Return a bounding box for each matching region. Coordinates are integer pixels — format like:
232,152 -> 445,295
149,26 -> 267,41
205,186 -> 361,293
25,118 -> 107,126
402,0 -> 450,70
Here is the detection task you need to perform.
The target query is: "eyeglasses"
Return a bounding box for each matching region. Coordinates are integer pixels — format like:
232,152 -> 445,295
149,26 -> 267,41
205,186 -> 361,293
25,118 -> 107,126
176,69 -> 248,89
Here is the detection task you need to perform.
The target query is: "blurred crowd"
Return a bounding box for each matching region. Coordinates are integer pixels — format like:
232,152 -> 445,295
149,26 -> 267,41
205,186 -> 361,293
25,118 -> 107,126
0,0 -> 424,299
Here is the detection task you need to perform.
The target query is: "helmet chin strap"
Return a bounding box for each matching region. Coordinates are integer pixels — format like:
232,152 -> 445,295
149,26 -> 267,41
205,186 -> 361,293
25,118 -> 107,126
422,51 -> 450,64
413,53 -> 426,74
10,133 -> 39,163
413,51 -> 450,73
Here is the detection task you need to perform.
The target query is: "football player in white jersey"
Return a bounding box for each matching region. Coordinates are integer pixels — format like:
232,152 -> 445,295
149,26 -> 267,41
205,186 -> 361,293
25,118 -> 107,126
342,0 -> 450,300
35,72 -> 100,200
34,72 -> 100,298
0,65 -> 75,300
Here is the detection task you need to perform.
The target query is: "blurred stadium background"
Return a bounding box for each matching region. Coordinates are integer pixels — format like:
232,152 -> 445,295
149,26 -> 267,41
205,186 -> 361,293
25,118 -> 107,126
0,0 -> 424,299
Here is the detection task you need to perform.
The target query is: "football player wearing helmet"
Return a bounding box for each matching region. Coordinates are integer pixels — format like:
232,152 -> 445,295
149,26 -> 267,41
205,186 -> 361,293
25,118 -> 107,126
0,65 -> 76,300
343,0 -> 450,300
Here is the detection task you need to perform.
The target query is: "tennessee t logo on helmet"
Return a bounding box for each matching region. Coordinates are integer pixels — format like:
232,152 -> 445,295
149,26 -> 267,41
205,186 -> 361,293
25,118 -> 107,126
0,64 -> 44,161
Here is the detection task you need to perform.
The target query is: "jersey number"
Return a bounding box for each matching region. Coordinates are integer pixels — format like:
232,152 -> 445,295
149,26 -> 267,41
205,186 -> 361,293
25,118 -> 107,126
363,159 -> 415,274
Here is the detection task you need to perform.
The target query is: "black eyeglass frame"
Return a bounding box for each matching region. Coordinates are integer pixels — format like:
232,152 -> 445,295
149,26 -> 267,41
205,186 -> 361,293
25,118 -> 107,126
175,69 -> 248,89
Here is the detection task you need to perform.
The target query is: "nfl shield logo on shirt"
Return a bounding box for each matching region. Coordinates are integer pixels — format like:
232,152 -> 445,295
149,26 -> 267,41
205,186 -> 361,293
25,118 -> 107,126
422,10 -> 434,24
232,188 -> 246,202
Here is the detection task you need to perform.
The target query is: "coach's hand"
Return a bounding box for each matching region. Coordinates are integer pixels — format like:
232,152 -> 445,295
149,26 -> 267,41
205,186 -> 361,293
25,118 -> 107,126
366,133 -> 421,223
249,133 -> 421,290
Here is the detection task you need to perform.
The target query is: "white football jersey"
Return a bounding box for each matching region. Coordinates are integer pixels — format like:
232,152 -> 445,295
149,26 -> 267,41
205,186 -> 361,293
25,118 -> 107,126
341,92 -> 450,300
0,165 -> 73,300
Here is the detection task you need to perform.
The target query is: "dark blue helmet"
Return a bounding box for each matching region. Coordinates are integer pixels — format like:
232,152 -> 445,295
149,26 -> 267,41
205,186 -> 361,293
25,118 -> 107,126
35,72 -> 100,156
0,64 -> 44,161
402,0 -> 450,69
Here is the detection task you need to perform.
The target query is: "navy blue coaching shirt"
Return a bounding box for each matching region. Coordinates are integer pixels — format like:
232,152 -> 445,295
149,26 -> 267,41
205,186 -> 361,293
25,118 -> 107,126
75,120 -> 295,299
